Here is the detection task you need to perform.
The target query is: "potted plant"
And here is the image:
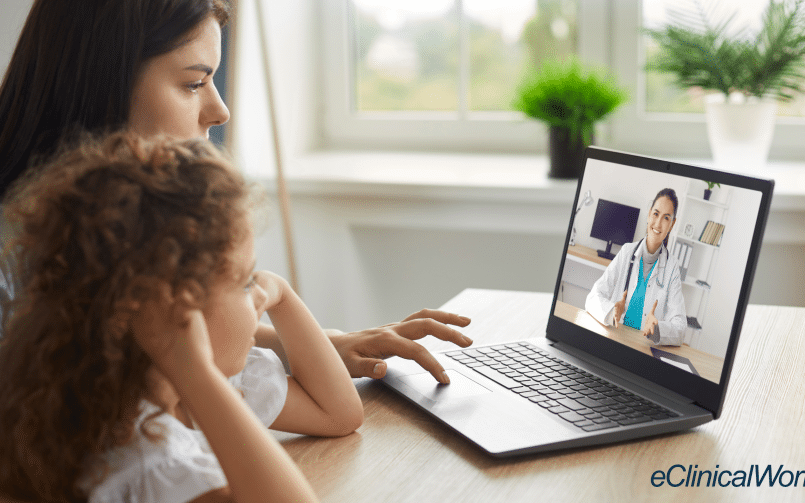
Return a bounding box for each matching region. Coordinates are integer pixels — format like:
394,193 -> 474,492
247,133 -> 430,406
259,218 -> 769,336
644,0 -> 805,169
512,57 -> 627,179
703,181 -> 720,200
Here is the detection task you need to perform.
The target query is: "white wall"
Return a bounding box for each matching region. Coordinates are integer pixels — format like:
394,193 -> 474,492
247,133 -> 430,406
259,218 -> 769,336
0,0 -> 33,79
229,0 -> 320,178
698,187 -> 763,357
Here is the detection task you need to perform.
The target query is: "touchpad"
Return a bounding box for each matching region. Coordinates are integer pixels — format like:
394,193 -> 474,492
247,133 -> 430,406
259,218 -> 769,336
395,370 -> 492,401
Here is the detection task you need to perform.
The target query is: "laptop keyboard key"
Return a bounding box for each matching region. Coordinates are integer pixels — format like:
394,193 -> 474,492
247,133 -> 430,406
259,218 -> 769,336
471,367 -> 521,389
581,421 -> 618,432
617,416 -> 653,426
557,398 -> 585,411
558,411 -> 587,423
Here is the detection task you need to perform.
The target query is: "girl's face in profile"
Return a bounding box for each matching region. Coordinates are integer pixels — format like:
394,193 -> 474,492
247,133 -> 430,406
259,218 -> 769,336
203,224 -> 269,376
128,16 -> 230,140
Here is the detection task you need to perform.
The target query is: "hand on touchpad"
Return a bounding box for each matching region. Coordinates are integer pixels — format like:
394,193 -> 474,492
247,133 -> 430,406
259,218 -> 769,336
396,370 -> 492,401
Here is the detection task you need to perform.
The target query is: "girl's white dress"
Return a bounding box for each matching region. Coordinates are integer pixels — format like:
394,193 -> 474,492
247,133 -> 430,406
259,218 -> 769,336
81,347 -> 288,503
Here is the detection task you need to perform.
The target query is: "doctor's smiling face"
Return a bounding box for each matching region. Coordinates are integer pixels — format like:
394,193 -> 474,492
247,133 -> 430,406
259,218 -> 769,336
646,196 -> 676,254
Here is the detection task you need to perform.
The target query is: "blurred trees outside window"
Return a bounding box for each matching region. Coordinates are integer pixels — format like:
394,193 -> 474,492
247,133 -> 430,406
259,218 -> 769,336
351,0 -> 578,112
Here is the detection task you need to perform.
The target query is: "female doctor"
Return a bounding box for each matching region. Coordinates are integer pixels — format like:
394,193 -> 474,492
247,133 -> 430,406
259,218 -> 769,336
585,188 -> 687,345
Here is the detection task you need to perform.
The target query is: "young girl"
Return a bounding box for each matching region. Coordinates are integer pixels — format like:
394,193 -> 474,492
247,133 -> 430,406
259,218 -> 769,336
0,132 -> 363,503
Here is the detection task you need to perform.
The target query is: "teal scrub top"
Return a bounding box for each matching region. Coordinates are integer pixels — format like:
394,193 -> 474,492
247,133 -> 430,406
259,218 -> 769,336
623,257 -> 657,330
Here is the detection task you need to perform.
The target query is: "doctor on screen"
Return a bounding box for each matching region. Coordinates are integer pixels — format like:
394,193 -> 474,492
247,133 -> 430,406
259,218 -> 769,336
585,188 -> 687,346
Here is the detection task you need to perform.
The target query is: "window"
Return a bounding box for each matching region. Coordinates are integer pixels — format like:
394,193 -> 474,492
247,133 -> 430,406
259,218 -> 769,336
321,0 -> 605,151
320,0 -> 805,160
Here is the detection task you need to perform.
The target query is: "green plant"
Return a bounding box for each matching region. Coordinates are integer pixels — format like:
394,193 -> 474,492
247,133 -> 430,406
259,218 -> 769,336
644,0 -> 805,101
705,181 -> 721,190
512,57 -> 627,145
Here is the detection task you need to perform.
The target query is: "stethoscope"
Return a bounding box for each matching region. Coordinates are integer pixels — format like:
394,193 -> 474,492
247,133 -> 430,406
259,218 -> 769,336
623,238 -> 668,294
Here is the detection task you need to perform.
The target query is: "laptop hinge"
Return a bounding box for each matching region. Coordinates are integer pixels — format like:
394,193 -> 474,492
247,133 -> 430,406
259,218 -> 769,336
550,341 -> 696,407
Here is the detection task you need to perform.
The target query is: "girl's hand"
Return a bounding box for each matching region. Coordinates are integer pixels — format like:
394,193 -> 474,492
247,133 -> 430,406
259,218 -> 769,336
329,309 -> 472,383
252,270 -> 285,311
130,289 -> 215,381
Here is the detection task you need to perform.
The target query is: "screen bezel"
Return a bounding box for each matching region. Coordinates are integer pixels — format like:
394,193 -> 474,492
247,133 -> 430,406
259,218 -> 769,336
547,147 -> 774,419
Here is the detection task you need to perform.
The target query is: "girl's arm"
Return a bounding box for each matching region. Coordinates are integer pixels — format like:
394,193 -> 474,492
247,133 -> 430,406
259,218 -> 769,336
132,302 -> 318,503
181,358 -> 317,503
257,272 -> 363,437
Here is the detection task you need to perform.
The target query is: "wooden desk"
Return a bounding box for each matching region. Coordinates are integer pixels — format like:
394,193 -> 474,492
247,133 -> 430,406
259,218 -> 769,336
553,300 -> 724,383
276,289 -> 805,503
566,244 -> 613,267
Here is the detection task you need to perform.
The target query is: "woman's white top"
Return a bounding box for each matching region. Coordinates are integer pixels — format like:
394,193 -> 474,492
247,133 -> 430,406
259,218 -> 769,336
82,347 -> 288,503
585,240 -> 687,346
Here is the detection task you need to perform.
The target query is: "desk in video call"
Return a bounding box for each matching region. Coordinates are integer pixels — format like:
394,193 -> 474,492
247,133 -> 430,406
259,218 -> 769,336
553,300 -> 724,383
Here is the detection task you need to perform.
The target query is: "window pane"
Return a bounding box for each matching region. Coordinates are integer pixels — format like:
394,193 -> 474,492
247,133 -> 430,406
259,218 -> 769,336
466,0 -> 577,111
352,0 -> 459,111
642,0 -> 805,117
352,0 -> 578,113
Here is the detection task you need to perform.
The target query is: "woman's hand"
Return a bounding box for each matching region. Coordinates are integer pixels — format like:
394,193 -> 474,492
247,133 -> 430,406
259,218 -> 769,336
613,291 -> 628,328
329,310 -> 472,383
642,300 -> 660,338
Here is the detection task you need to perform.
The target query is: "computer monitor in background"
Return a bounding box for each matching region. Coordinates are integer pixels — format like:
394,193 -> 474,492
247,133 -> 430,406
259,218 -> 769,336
590,199 -> 640,259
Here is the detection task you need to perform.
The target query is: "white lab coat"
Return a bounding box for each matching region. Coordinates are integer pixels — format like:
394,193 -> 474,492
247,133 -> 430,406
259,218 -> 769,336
585,240 -> 687,346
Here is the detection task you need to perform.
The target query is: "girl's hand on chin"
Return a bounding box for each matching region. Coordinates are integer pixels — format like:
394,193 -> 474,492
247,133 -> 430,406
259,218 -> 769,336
130,287 -> 215,381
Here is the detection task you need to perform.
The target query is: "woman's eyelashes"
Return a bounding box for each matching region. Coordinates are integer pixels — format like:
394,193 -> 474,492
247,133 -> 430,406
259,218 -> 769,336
186,81 -> 206,93
185,80 -> 207,94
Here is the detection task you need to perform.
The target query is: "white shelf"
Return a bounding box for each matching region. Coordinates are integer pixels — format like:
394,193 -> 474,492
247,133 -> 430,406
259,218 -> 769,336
685,195 -> 730,210
682,279 -> 711,291
676,235 -> 722,248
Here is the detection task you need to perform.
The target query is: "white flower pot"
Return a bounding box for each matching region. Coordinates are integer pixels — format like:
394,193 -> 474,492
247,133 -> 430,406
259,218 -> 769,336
704,93 -> 776,172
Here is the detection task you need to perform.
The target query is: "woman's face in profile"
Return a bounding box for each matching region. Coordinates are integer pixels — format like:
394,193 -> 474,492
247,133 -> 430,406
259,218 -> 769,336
128,16 -> 230,140
646,196 -> 676,253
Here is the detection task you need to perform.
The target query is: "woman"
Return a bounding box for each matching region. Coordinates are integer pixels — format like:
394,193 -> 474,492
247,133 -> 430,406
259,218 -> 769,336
585,188 -> 686,345
0,0 -> 470,384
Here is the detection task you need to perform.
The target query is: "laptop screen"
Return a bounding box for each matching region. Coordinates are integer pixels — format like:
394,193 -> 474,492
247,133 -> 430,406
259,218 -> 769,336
548,148 -> 773,416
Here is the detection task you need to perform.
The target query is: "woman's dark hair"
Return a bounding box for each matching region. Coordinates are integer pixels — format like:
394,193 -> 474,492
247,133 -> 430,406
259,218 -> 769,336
0,0 -> 231,199
651,188 -> 678,248
651,188 -> 678,218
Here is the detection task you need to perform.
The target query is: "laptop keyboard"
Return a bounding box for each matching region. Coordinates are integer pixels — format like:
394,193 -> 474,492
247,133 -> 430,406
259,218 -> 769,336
445,342 -> 678,432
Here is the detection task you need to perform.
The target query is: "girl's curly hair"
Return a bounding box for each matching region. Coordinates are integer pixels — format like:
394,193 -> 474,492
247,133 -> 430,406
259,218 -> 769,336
0,132 -> 252,502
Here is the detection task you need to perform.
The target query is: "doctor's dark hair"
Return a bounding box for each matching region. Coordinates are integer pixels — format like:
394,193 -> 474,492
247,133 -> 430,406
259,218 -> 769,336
651,188 -> 678,219
0,132 -> 252,502
0,0 -> 231,200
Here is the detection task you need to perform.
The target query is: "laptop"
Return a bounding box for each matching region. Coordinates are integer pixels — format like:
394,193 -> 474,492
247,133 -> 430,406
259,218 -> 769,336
381,146 -> 774,457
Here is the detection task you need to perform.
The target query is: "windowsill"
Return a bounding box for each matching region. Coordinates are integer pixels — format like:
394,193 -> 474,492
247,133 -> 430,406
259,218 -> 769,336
266,150 -> 805,211
276,151 -> 575,203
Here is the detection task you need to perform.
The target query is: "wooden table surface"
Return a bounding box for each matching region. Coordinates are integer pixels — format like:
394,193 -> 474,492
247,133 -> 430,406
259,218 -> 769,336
275,289 -> 805,503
